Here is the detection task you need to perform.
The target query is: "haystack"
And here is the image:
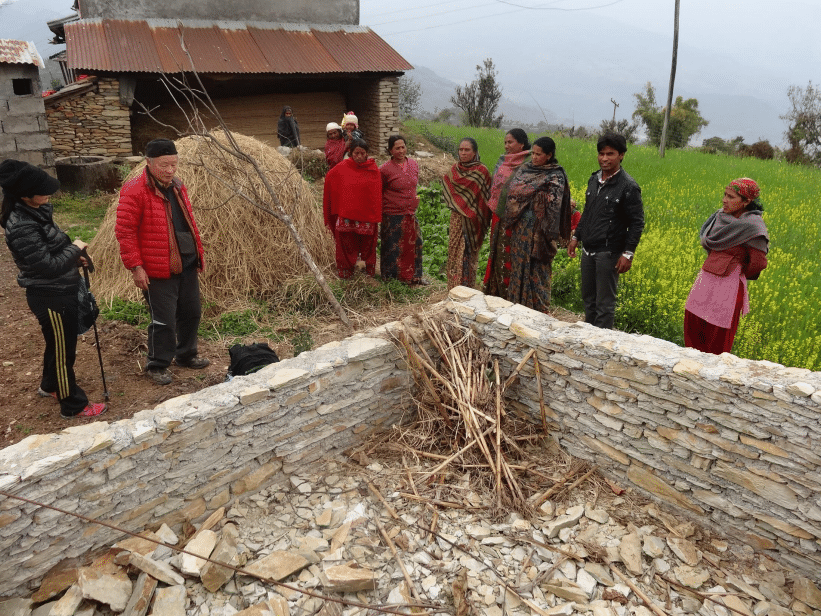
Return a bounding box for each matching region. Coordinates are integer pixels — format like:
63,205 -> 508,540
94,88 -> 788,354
89,133 -> 335,311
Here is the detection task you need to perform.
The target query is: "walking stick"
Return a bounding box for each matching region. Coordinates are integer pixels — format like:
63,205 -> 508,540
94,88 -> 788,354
81,252 -> 109,402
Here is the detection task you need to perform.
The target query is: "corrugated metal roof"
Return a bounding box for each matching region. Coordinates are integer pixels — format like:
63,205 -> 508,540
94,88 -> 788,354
0,40 -> 45,68
64,20 -> 412,74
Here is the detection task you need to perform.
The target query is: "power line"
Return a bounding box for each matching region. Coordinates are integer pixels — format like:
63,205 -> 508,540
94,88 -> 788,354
373,0 -> 625,37
363,0 -> 474,19
369,1 -> 498,27
493,0 -> 624,11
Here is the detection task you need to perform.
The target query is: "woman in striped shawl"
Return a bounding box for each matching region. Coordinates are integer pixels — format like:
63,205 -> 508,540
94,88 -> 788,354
442,138 -> 492,289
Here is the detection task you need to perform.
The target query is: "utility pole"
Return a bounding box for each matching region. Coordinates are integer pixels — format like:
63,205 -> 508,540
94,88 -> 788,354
659,0 -> 680,157
611,98 -> 619,124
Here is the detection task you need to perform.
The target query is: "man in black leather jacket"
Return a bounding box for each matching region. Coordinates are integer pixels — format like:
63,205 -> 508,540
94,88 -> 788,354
567,134 -> 644,329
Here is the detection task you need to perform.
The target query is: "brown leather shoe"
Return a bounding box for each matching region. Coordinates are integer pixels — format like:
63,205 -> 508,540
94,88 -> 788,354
146,368 -> 173,385
176,356 -> 210,369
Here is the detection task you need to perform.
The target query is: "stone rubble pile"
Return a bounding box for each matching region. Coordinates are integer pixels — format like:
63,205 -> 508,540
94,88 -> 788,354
4,460 -> 821,616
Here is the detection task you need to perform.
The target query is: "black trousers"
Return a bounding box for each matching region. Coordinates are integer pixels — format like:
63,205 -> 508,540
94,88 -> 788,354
580,250 -> 621,329
143,267 -> 201,370
26,289 -> 89,415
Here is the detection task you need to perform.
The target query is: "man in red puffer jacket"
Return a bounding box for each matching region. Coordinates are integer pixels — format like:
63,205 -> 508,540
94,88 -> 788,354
115,139 -> 208,385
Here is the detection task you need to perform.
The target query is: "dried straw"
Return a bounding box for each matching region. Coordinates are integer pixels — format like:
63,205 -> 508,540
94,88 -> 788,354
89,132 -> 335,311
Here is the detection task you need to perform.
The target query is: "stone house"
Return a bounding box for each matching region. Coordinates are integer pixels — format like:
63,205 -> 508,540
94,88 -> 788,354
0,40 -> 54,169
45,0 -> 412,157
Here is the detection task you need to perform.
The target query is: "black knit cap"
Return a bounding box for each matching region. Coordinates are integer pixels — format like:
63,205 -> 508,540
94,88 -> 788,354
0,159 -> 60,198
145,139 -> 178,158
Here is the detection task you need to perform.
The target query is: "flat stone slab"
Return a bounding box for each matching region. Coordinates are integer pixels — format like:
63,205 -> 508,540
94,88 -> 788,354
323,565 -> 376,592
244,551 -> 309,582
78,567 -> 132,612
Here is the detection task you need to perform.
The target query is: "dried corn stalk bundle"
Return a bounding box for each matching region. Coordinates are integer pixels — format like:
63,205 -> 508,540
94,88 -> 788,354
387,312 -> 556,518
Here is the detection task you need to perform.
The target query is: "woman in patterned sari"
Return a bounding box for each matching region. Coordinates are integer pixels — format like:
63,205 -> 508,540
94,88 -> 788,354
442,138 -> 492,289
380,135 -> 425,284
483,128 -> 531,285
484,136 -> 572,313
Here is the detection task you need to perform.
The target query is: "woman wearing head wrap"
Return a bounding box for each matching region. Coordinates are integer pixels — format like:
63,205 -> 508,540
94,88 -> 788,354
0,160 -> 107,418
483,128 -> 531,285
324,122 -> 346,170
442,138 -> 492,289
277,106 -> 300,148
380,134 -> 425,284
684,178 -> 769,355
483,137 -> 572,313
323,139 -> 382,278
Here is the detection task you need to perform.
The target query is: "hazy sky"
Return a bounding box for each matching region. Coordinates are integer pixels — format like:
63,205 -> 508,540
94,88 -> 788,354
360,0 -> 821,142
360,0 -> 820,82
2,0 -> 819,143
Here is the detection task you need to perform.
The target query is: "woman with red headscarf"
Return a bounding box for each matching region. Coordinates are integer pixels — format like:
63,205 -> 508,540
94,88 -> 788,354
684,178 -> 769,355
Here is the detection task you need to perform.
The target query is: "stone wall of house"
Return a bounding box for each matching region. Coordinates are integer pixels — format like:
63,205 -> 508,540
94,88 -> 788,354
349,76 -> 400,151
0,63 -> 54,169
446,286 -> 821,580
3,287 -> 821,595
0,331 -> 409,596
44,77 -> 133,158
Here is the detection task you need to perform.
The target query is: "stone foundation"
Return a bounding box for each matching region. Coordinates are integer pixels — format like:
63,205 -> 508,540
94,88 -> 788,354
2,288 -> 821,595
45,77 -> 133,158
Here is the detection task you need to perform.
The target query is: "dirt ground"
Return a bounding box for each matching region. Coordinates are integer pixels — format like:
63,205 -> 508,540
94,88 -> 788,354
0,145 -> 582,449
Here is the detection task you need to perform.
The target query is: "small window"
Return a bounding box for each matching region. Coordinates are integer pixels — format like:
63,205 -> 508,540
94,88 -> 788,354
12,79 -> 33,96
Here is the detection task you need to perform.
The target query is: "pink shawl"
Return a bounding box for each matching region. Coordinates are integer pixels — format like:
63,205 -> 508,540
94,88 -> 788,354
488,150 -> 530,213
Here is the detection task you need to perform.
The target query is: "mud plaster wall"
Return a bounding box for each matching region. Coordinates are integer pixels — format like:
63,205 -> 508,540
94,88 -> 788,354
2,287 -> 821,594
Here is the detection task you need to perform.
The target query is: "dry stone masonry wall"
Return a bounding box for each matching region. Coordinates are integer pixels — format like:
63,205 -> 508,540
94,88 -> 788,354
45,77 -> 132,158
2,287 -> 821,595
0,332 -> 409,595
446,286 -> 821,581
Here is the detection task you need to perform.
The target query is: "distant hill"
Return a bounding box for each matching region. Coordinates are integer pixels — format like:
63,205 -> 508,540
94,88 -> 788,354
406,66 -> 554,128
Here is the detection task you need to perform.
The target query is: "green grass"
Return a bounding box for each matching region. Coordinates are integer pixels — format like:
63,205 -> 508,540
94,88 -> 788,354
410,121 -> 821,371
51,191 -> 111,243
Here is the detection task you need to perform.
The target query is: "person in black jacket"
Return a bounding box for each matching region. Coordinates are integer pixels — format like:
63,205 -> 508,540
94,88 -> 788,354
567,134 -> 644,329
0,160 -> 107,418
277,106 -> 301,148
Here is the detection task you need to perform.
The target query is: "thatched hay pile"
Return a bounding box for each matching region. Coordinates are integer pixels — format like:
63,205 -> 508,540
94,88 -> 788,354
89,133 -> 334,311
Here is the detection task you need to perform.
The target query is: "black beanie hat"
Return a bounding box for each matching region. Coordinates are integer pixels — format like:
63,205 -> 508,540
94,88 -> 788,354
0,160 -> 60,198
145,139 -> 178,158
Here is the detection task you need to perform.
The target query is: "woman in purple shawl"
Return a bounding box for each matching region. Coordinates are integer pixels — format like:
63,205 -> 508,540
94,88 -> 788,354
684,178 -> 769,354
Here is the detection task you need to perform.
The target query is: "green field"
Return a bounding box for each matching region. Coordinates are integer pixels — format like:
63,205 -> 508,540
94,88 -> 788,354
409,121 -> 821,371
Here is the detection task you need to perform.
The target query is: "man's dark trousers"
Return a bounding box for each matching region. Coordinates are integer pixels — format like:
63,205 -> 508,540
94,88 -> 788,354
580,250 -> 620,329
143,266 -> 201,369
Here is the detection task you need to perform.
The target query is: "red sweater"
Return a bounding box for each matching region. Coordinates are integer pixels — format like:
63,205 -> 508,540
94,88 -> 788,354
115,169 -> 205,279
323,158 -> 382,229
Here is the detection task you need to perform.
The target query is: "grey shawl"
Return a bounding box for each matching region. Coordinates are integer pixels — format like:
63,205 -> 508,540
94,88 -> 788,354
700,210 -> 769,253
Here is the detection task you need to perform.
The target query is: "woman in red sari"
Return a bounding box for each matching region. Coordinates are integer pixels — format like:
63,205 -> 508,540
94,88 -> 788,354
442,138 -> 492,289
483,128 -> 531,285
323,139 -> 382,279
684,178 -> 769,354
380,135 -> 425,284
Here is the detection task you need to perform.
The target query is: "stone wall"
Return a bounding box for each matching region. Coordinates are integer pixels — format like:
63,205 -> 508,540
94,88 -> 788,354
349,76 -> 400,151
77,0 -> 358,24
3,287 -> 821,595
0,63 -> 54,169
45,77 -> 133,158
0,332 -> 409,596
446,287 -> 821,579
